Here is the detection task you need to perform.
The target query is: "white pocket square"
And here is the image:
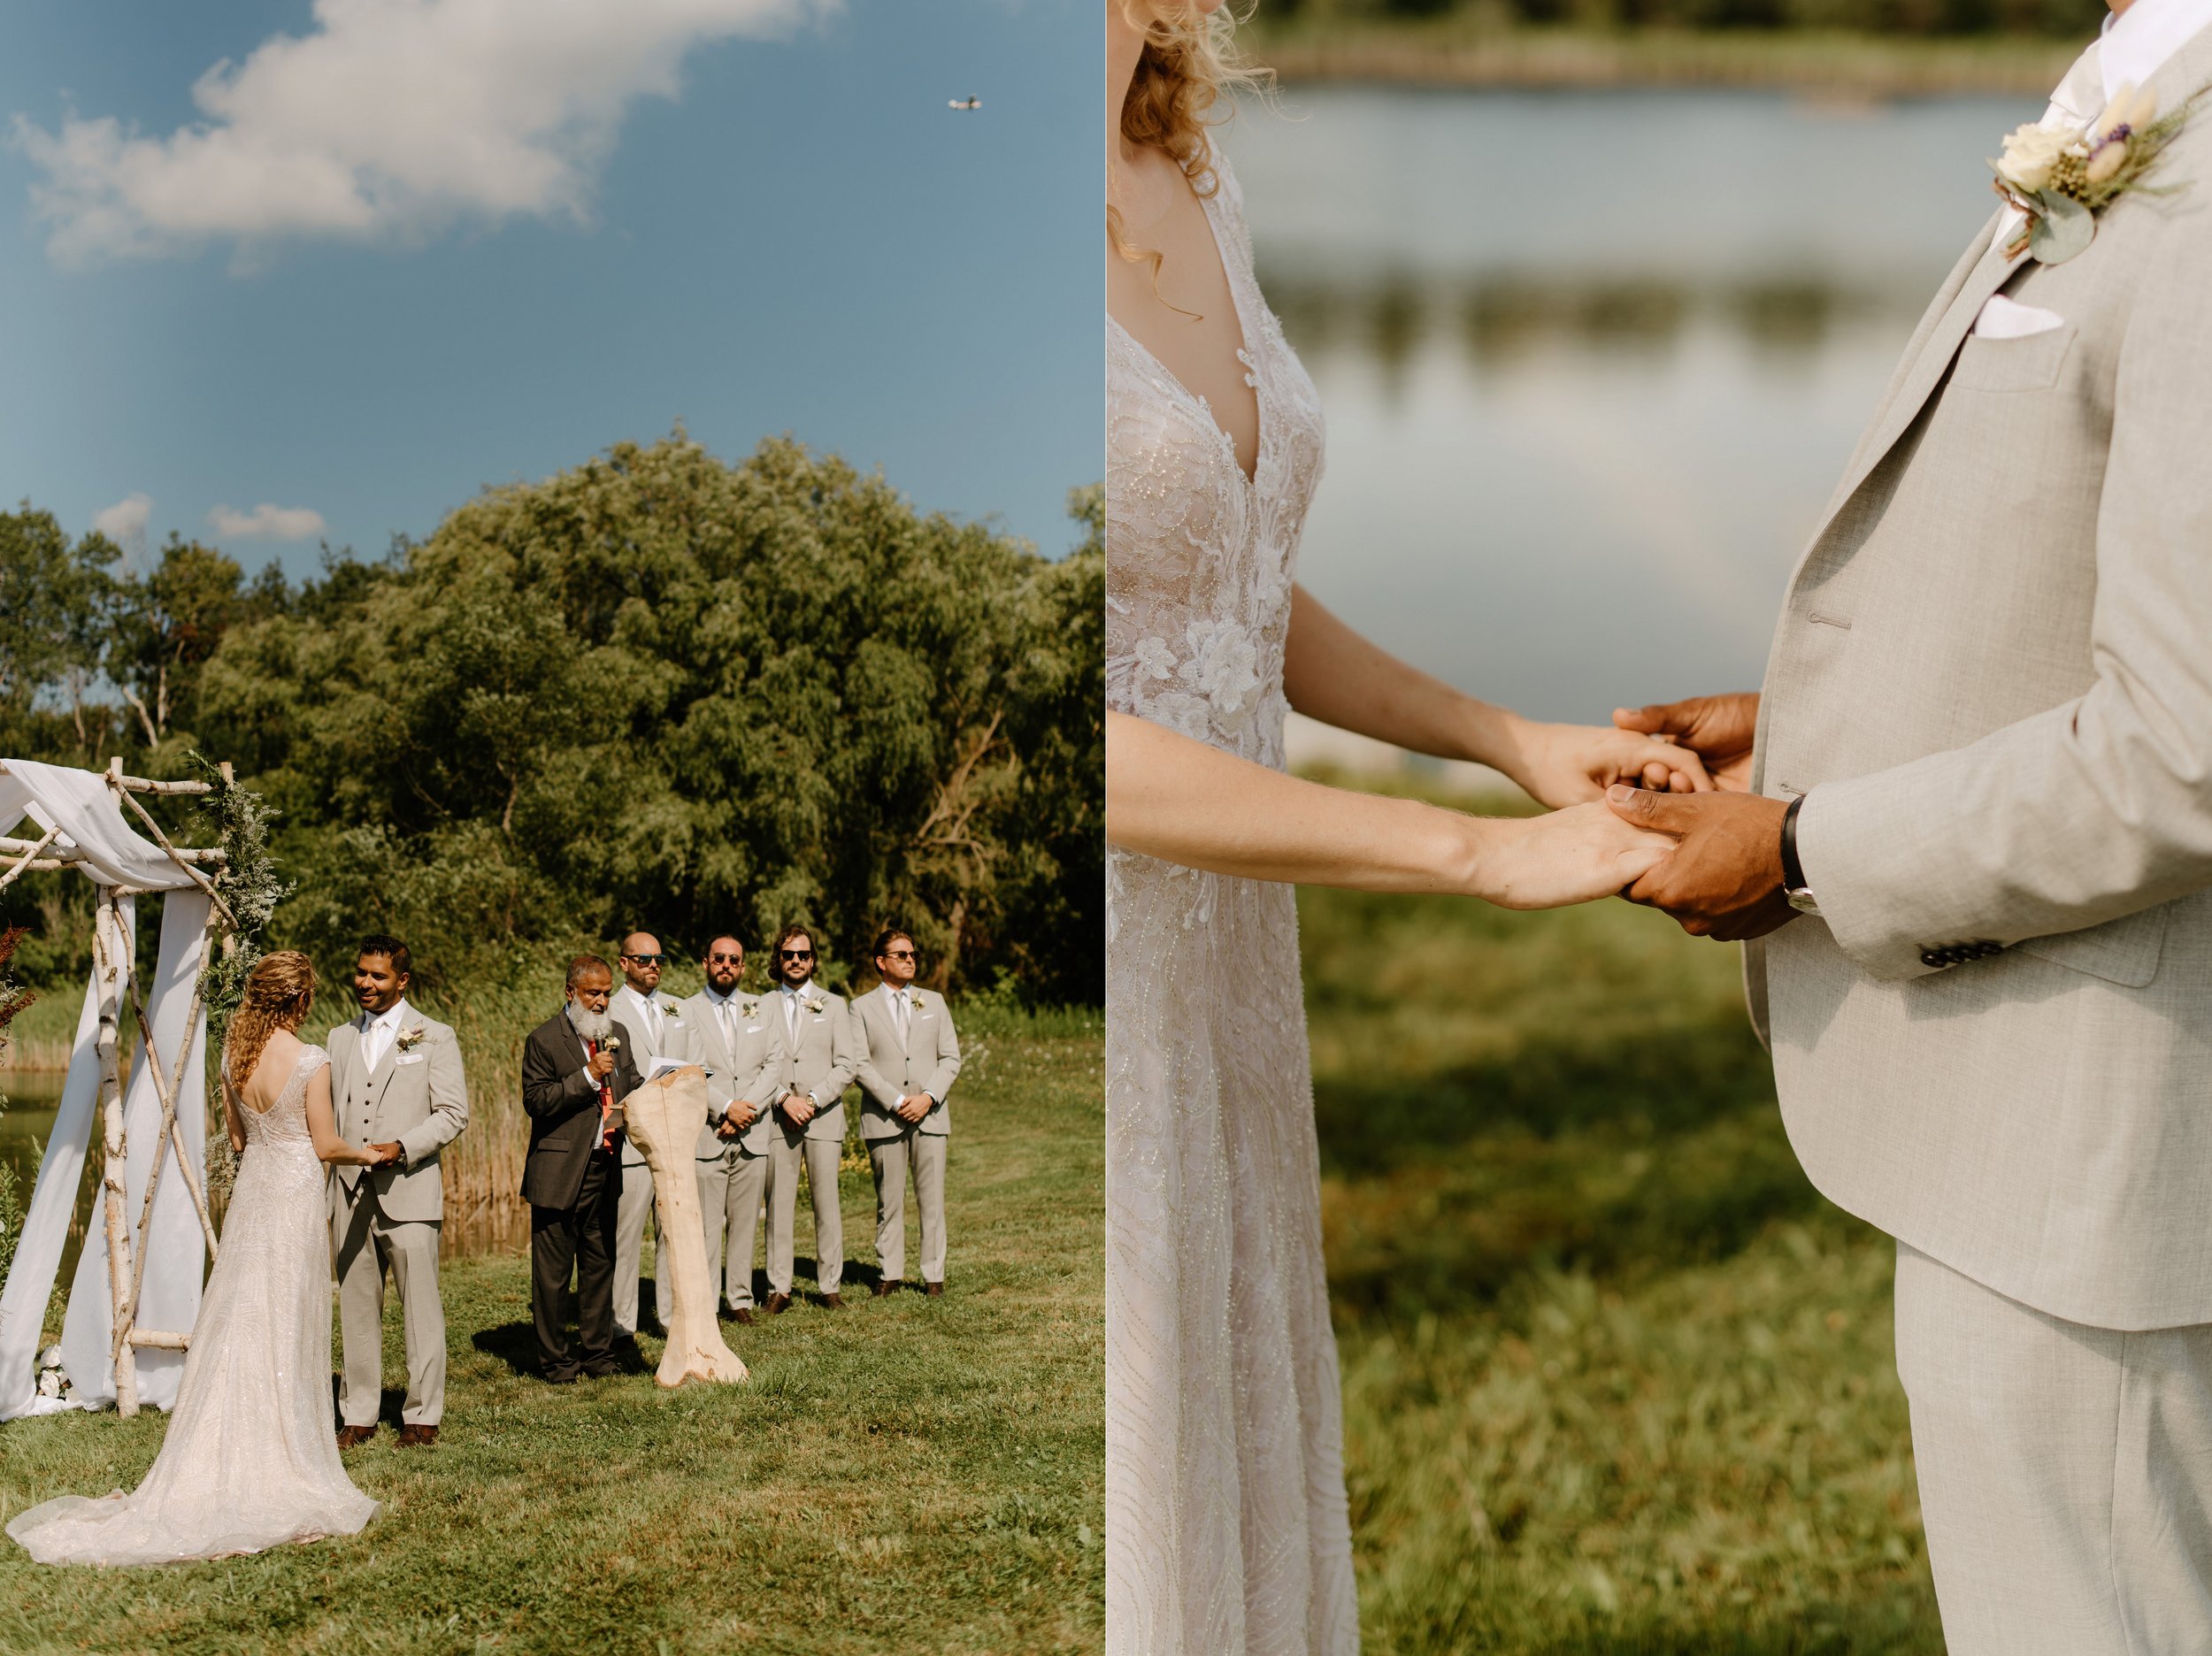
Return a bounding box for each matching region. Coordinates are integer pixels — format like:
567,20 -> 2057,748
395,1053 -> 426,1066
1972,295 -> 2065,340
745,1024 -> 765,1034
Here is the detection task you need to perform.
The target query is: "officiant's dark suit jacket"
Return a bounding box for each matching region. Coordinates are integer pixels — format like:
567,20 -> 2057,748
519,1012 -> 643,1212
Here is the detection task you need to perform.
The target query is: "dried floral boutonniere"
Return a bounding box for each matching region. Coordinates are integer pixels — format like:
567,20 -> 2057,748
1991,81 -> 2194,264
396,1024 -> 427,1053
804,995 -> 826,1017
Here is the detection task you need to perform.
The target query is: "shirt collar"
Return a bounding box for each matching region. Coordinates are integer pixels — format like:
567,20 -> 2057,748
2097,0 -> 2212,108
703,984 -> 737,1007
617,984 -> 656,1010
365,999 -> 408,1031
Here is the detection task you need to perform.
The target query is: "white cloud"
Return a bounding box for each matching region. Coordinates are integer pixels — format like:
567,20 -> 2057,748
208,502 -> 328,541
15,0 -> 818,267
91,491 -> 154,556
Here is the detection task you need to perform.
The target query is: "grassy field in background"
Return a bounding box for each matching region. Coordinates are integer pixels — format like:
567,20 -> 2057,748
1297,803 -> 1939,1652
1244,21 -> 2073,96
0,1029 -> 1103,1655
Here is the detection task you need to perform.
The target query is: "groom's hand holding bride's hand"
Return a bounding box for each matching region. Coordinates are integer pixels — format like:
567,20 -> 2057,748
1603,784 -> 1797,940
1611,693 -> 1760,793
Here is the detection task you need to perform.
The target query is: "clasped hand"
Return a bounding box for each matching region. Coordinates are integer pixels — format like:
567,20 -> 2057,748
1602,692 -> 1798,942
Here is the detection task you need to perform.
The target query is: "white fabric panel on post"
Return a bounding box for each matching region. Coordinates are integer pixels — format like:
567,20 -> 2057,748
0,758 -> 220,1422
59,891 -> 211,1412
0,964 -> 110,1420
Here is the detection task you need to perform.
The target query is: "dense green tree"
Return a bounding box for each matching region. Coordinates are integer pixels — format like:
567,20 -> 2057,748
196,434 -> 1102,1003
0,505 -> 121,763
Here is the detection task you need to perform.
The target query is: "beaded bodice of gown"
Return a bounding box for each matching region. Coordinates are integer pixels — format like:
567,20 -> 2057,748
6,1046 -> 378,1568
1104,142 -> 1358,1656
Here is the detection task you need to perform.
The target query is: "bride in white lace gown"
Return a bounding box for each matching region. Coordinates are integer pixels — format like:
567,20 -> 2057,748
1104,5 -> 1707,1651
8,953 -> 395,1567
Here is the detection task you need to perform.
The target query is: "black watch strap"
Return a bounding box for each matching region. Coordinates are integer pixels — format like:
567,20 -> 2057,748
1779,794 -> 1809,893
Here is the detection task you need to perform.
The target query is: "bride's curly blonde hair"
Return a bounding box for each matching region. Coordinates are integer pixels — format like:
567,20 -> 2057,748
1110,1 -> 1271,280
225,952 -> 316,1092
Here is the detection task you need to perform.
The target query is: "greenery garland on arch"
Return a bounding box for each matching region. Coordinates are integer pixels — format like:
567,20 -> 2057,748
186,751 -> 290,1209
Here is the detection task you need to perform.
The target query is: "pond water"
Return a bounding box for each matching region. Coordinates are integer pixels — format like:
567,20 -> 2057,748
1221,84 -> 2043,732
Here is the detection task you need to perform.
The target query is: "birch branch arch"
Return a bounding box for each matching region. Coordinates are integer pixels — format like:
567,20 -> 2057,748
0,758 -> 236,1422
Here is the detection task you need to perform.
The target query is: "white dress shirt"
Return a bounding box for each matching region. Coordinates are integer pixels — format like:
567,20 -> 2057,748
359,998 -> 411,1073
614,983 -> 664,1049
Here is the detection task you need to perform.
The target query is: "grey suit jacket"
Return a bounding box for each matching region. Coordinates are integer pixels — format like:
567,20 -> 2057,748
759,985 -> 860,1143
326,1003 -> 469,1224
679,988 -> 775,1158
851,985 -> 961,1141
611,986 -> 691,1167
1752,21 -> 2212,1330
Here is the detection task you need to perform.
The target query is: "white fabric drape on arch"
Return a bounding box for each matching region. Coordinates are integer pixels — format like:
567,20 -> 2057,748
0,760 -> 213,1422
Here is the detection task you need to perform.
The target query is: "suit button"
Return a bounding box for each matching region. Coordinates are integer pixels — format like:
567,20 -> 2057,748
1920,949 -> 1945,968
1973,940 -> 2001,958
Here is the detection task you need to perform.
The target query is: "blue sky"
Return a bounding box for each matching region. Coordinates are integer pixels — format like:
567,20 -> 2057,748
0,0 -> 1101,575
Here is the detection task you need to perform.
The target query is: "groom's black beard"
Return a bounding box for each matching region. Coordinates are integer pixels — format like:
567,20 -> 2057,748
566,1002 -> 614,1044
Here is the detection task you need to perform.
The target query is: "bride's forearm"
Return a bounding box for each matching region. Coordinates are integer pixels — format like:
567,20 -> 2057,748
1280,585 -> 1535,782
1106,710 -> 1497,893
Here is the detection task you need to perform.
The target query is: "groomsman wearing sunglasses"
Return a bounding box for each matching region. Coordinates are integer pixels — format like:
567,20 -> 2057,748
681,934 -> 777,1322
760,924 -> 860,1312
851,930 -> 963,1297
610,932 -> 692,1338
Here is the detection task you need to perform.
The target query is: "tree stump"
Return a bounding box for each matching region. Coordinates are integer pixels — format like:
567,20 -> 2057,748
619,1066 -> 749,1388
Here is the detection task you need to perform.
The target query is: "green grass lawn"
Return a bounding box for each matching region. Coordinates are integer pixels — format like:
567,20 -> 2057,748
1300,876 -> 1939,1653
0,1030 -> 1103,1656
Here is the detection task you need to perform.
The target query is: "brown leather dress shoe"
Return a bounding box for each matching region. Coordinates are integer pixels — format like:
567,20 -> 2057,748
336,1424 -> 377,1449
821,1292 -> 845,1309
871,1280 -> 899,1298
397,1424 -> 439,1448
765,1292 -> 792,1315
924,1282 -> 944,1298
728,1307 -> 757,1325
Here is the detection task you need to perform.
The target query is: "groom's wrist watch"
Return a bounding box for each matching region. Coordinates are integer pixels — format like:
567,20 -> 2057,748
1779,794 -> 1820,916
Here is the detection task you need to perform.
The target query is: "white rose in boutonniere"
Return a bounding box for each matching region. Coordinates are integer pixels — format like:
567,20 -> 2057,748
1990,81 -> 2196,265
396,1025 -> 426,1053
1993,120 -> 2079,193
804,996 -> 826,1016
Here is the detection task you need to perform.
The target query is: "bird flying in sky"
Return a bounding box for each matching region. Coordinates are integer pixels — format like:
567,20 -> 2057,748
949,96 -> 980,111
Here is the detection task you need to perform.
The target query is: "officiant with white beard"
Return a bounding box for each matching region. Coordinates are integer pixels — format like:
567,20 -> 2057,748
610,932 -> 691,1338
326,934 -> 469,1449
520,955 -> 644,1383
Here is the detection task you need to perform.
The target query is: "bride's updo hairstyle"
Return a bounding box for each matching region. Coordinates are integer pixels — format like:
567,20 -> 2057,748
1111,0 -> 1269,274
225,952 -> 317,1091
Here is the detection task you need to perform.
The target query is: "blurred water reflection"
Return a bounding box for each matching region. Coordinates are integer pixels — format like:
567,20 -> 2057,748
1225,84 -> 2039,728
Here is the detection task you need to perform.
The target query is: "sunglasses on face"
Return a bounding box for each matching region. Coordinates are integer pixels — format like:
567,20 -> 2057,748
708,953 -> 743,966
622,953 -> 666,966
881,950 -> 916,962
778,949 -> 814,961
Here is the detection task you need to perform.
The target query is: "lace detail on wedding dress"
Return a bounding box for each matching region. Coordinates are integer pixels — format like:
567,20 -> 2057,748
7,1046 -> 378,1568
1105,145 -> 1358,1655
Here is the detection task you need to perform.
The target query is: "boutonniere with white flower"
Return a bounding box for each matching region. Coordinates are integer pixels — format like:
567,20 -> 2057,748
1991,81 -> 2193,264
804,996 -> 826,1017
663,1002 -> 681,1024
396,1024 -> 427,1053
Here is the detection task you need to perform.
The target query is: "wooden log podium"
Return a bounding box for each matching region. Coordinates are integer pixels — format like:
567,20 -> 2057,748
619,1066 -> 749,1388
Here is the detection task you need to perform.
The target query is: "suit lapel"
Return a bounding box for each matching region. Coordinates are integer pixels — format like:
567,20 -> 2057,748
1790,213 -> 2013,586
1792,21 -> 2212,595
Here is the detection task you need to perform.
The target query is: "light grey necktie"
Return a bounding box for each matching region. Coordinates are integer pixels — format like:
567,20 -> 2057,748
895,988 -> 910,1042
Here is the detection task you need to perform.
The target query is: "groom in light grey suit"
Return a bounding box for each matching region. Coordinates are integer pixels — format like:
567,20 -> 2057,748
851,929 -> 962,1297
1609,3 -> 2212,1646
680,933 -> 778,1322
326,935 -> 469,1449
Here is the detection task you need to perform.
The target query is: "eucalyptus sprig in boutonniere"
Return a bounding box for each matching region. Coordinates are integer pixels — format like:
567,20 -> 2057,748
395,1024 -> 427,1054
1992,81 -> 2196,264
